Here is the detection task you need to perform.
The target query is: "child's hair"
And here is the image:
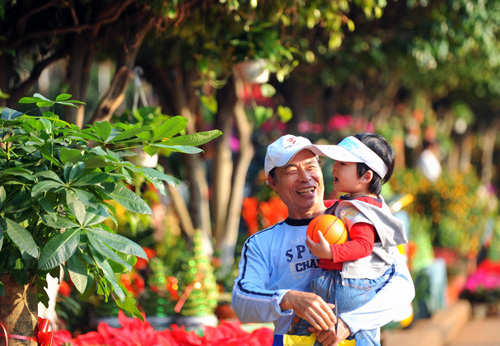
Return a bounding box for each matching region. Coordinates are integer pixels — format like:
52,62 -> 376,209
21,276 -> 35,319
354,133 -> 394,195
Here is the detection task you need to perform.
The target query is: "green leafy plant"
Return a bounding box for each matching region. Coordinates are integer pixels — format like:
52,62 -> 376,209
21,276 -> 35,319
0,93 -> 221,318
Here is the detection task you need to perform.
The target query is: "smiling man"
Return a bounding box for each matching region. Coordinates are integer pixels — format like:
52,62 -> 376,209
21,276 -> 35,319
232,135 -> 415,346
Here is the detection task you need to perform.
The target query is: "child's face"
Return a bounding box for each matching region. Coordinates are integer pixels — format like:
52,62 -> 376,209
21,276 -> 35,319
331,161 -> 366,196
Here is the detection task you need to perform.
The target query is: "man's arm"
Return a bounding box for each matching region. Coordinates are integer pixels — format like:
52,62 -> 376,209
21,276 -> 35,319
232,235 -> 291,323
280,290 -> 336,331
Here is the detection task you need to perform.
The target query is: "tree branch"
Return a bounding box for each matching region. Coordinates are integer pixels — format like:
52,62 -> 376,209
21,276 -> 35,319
8,50 -> 67,105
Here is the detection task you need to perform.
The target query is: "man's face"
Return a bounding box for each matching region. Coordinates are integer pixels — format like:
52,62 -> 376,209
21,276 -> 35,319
268,149 -> 325,219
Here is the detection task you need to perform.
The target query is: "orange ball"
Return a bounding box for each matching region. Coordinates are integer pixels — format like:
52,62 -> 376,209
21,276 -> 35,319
307,214 -> 347,245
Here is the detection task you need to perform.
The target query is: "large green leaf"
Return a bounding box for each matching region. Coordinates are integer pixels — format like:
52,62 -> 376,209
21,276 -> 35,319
60,148 -> 83,164
130,166 -> 179,193
87,226 -> 147,260
165,130 -> 222,146
31,180 -> 64,197
41,214 -> 80,229
82,204 -> 109,226
72,188 -> 97,209
4,218 -> 39,258
152,115 -> 187,140
35,170 -> 64,183
87,233 -> 132,271
38,228 -> 80,271
66,189 -> 86,225
151,144 -> 203,154
93,121 -> 112,142
109,126 -> 147,142
0,186 -> 5,210
3,190 -> 34,214
89,247 -> 125,301
106,184 -> 152,214
0,221 -> 3,251
67,255 -> 88,294
2,167 -> 37,180
71,172 -> 109,187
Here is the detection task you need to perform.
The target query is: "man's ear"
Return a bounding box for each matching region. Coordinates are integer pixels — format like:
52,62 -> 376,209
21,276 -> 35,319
267,175 -> 277,191
361,170 -> 374,184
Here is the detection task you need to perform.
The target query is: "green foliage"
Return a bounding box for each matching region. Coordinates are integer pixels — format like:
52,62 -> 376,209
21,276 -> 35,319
391,168 -> 491,257
0,93 -> 221,318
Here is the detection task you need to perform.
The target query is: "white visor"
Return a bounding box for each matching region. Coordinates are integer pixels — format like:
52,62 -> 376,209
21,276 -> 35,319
314,136 -> 388,178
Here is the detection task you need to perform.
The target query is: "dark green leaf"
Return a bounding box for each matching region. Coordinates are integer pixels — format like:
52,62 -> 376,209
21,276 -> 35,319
72,172 -> 108,187
87,226 -> 147,260
38,229 -> 80,271
67,256 -> 88,294
60,148 -> 83,164
3,218 -> 39,258
107,184 -> 152,214
87,233 -> 132,271
0,186 -> 6,210
0,282 -> 4,296
72,188 -> 97,208
3,190 -> 35,213
41,214 -> 80,229
93,121 -> 112,142
109,126 -> 147,142
82,204 -> 109,226
31,180 -> 64,197
35,170 -> 64,183
68,162 -> 86,182
66,189 -> 86,225
89,247 -> 125,301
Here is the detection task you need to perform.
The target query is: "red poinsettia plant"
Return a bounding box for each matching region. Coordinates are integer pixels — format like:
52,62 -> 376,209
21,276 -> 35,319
53,311 -> 273,346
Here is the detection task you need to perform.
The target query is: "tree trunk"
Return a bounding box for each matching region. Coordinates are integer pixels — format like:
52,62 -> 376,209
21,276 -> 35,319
90,11 -> 155,124
217,76 -> 254,270
0,274 -> 38,346
213,78 -> 236,249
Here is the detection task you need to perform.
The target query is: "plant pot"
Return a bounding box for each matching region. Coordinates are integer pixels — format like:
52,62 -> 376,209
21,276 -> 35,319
233,59 -> 270,84
0,274 -> 38,346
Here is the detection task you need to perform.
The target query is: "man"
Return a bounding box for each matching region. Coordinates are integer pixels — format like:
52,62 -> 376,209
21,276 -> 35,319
232,135 -> 415,346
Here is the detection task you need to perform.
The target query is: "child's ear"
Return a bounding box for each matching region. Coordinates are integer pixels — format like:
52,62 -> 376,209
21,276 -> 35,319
361,170 -> 374,184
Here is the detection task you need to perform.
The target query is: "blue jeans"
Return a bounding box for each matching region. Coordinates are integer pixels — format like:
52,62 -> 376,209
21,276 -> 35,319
290,265 -> 395,346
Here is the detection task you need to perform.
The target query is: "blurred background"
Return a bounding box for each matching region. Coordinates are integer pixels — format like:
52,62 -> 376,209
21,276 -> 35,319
1,0 -> 499,336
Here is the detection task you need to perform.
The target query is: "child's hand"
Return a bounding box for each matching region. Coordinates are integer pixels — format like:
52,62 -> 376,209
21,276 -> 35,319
306,231 -> 333,259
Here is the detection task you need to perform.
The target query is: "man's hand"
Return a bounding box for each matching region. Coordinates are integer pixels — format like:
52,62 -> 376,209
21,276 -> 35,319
310,317 -> 351,346
306,231 -> 333,259
280,290 -> 336,331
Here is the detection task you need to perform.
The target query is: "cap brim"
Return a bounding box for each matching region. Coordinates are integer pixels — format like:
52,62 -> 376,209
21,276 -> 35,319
314,144 -> 364,163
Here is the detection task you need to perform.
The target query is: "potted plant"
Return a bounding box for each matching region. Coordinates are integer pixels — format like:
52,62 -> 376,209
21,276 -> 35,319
0,93 -> 221,345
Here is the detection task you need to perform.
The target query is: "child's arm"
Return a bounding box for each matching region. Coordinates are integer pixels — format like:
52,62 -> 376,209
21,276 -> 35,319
306,222 -> 375,261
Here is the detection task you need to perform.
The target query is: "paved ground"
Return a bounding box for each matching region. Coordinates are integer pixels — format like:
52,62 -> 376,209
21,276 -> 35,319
447,316 -> 500,346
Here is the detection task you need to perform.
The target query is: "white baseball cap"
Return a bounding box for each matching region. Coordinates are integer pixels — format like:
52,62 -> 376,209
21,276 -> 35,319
264,135 -> 324,178
315,136 -> 388,178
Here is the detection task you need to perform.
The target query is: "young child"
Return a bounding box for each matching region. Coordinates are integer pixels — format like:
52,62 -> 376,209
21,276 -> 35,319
289,133 -> 408,346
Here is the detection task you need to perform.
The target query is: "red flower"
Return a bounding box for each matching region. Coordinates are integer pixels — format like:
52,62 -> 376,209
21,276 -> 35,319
58,281 -> 71,297
135,247 -> 156,270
